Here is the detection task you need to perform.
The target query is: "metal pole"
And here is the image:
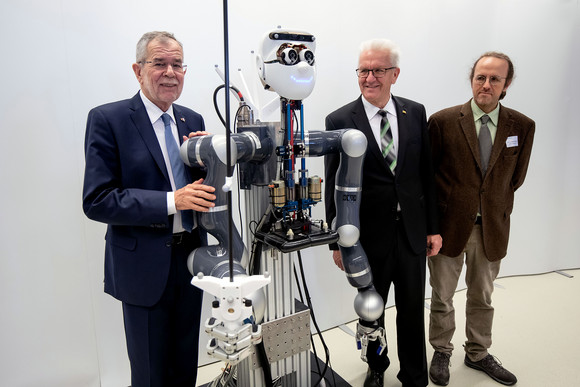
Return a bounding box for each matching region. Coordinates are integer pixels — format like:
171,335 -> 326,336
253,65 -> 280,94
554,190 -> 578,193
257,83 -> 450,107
222,0 -> 234,282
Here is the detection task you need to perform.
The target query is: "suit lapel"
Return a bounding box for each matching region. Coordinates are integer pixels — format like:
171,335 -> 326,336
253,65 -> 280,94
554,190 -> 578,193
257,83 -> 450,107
487,104 -> 512,176
172,105 -> 194,183
460,101 -> 512,179
129,94 -> 171,183
459,102 -> 482,171
172,105 -> 190,142
352,97 -> 392,175
392,96 -> 406,175
352,97 -> 383,161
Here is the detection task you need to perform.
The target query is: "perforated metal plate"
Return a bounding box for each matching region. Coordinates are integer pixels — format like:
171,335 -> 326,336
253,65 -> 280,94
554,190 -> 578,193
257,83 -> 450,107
261,306 -> 311,363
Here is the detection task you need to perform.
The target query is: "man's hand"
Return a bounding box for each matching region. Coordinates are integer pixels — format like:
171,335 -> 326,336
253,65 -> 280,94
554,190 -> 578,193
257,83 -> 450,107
427,234 -> 443,257
175,178 -> 216,212
333,250 -> 345,271
182,131 -> 210,141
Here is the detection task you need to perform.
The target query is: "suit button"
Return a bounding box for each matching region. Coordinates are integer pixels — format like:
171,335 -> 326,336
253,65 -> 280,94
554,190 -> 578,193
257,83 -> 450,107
165,240 -> 172,247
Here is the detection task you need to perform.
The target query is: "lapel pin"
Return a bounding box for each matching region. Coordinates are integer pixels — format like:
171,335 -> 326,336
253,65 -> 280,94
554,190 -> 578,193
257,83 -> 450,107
180,117 -> 186,122
402,110 -> 407,114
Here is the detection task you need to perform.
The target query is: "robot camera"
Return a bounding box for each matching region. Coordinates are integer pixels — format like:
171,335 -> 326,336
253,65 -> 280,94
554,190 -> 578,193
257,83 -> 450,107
274,44 -> 314,66
299,49 -> 315,66
280,47 -> 299,65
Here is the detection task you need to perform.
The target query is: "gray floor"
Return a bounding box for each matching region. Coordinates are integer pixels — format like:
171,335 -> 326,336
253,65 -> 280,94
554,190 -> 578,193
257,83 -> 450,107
196,269 -> 580,386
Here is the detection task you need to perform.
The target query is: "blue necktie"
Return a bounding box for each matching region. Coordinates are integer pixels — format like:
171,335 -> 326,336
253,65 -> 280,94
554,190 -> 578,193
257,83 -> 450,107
161,113 -> 193,232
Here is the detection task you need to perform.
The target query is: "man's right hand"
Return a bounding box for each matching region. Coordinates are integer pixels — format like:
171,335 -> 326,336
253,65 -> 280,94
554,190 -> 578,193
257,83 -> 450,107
333,250 -> 344,271
175,178 -> 216,212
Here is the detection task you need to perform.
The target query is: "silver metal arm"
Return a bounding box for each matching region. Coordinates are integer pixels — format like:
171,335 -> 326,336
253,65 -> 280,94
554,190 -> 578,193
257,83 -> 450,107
306,129 -> 386,362
180,133 -> 274,365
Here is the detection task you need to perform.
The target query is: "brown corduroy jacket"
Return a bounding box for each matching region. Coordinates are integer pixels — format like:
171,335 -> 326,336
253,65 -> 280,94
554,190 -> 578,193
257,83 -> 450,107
428,100 -> 535,261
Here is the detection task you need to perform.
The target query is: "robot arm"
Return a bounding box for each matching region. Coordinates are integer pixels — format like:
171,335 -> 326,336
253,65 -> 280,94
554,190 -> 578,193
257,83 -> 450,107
180,134 -> 248,275
180,132 -> 274,364
306,129 -> 387,361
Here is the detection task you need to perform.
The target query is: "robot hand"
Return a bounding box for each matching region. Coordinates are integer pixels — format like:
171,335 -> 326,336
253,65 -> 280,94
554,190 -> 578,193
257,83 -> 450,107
204,315 -> 261,364
355,319 -> 387,363
352,286 -> 385,362
192,273 -> 271,365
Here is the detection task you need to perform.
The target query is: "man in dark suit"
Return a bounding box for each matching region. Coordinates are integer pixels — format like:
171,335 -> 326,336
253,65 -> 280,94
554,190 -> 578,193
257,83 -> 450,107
83,31 -> 216,387
324,38 -> 441,387
427,52 -> 535,386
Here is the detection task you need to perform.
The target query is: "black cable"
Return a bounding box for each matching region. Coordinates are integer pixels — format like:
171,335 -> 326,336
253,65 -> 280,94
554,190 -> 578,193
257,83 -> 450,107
296,250 -> 335,387
233,104 -> 245,132
249,240 -> 263,276
291,107 -> 300,139
213,84 -> 244,129
256,341 -> 274,387
248,220 -> 259,236
231,103 -> 244,245
212,84 -> 227,127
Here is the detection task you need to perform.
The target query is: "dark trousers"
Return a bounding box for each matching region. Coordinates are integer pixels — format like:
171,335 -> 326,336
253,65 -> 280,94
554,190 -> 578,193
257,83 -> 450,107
122,233 -> 203,387
365,214 -> 428,387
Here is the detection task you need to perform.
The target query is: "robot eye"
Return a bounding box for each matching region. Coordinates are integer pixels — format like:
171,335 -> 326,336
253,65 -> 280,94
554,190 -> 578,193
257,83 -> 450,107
299,49 -> 315,66
280,47 -> 299,65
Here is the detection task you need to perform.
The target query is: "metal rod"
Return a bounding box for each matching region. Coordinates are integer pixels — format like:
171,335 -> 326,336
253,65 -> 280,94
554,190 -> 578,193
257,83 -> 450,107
221,0 -> 234,282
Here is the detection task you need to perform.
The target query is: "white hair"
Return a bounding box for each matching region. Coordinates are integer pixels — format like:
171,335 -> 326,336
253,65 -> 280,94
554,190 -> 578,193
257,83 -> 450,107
359,39 -> 400,67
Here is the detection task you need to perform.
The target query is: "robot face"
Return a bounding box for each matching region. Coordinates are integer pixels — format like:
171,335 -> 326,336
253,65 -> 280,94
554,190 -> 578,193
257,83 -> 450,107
257,30 -> 317,100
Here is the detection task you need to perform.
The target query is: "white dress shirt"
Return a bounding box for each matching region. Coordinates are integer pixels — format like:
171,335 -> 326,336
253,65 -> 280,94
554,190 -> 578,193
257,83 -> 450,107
361,95 -> 399,157
139,91 -> 185,233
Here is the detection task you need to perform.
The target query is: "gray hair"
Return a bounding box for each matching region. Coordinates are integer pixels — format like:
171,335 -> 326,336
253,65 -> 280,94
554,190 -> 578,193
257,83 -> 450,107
359,39 -> 400,67
136,31 -> 183,63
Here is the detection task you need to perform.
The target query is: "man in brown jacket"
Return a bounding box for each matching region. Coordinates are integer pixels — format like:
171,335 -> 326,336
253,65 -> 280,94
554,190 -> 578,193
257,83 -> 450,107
427,52 -> 535,386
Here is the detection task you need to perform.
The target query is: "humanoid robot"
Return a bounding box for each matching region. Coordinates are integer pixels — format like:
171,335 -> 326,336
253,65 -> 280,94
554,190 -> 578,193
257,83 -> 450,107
180,29 -> 386,386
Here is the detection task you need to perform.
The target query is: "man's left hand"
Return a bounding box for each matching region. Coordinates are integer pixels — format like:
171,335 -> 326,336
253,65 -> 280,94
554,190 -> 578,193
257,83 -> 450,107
183,131 -> 210,141
426,234 -> 443,257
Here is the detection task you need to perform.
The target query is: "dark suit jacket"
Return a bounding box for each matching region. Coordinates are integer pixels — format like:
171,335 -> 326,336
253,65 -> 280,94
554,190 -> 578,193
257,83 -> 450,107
428,100 -> 535,261
324,95 -> 439,262
83,92 -> 206,306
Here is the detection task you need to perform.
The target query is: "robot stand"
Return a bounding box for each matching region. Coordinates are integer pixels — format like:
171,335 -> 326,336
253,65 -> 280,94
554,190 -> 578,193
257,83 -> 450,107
236,185 -> 312,387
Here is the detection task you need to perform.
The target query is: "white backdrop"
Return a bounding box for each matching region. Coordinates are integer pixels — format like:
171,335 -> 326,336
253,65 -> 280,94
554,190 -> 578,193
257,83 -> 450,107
1,0 -> 579,386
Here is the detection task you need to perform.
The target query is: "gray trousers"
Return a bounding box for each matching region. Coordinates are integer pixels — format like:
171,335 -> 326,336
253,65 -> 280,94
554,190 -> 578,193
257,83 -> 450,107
428,225 -> 501,361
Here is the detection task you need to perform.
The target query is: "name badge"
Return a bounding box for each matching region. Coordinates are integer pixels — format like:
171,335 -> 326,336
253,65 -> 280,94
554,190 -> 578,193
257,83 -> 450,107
506,136 -> 518,148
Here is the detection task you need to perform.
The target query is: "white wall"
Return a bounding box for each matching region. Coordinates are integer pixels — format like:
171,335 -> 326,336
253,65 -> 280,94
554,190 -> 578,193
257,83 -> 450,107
1,0 -> 578,386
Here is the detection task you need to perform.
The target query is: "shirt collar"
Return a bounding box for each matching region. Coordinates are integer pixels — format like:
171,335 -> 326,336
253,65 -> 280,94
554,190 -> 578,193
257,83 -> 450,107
471,98 -> 500,126
362,94 -> 397,121
139,90 -> 175,125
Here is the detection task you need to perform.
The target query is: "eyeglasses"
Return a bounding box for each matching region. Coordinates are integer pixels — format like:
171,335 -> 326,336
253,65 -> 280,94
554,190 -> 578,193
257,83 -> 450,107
140,61 -> 187,73
356,67 -> 396,78
473,75 -> 505,86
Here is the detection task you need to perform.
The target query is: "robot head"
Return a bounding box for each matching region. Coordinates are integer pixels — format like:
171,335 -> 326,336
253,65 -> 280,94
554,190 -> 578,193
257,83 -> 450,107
256,30 -> 316,100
